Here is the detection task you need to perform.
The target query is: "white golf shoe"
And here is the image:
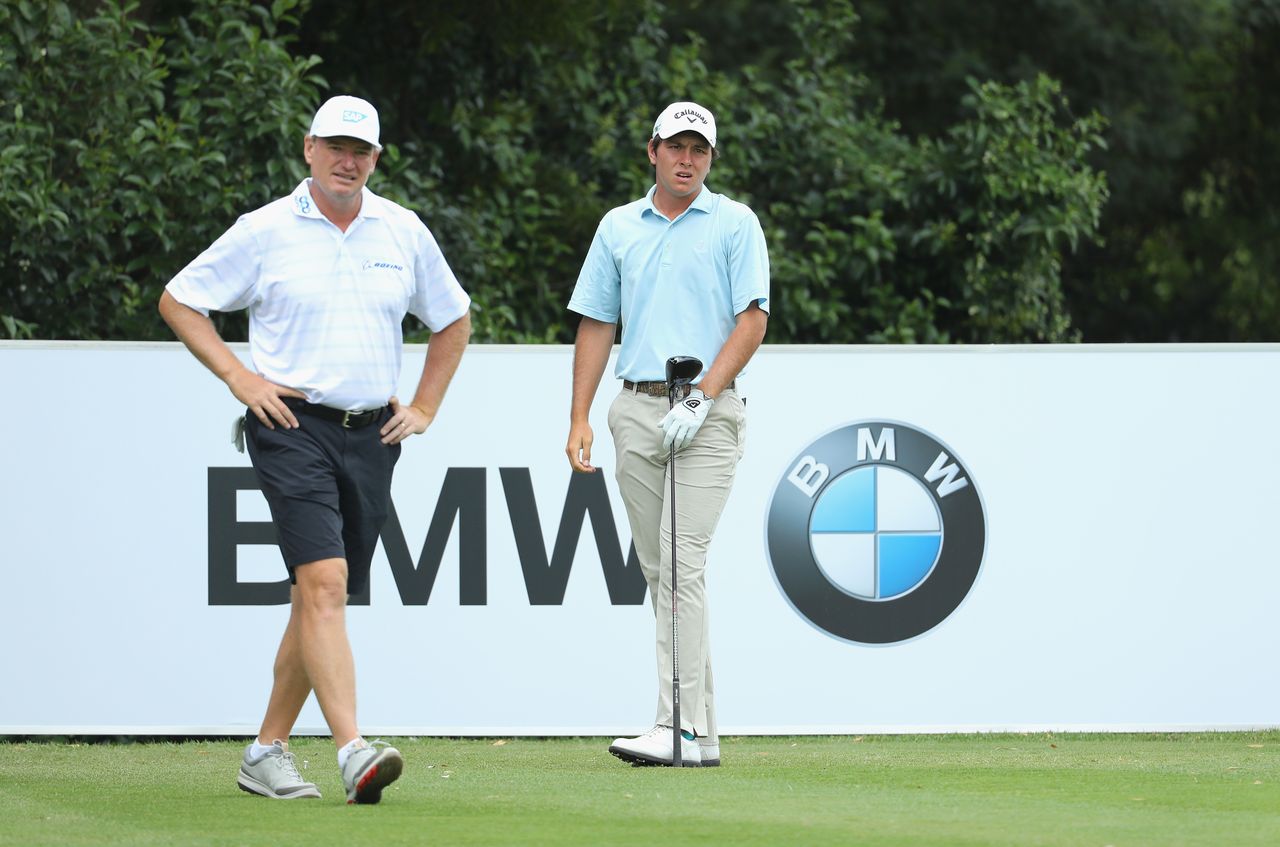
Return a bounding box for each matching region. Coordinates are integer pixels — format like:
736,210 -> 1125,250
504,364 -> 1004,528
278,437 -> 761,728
609,725 -> 702,767
698,738 -> 721,767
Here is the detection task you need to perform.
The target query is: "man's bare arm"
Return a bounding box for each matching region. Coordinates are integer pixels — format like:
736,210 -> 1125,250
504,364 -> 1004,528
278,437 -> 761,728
698,301 -> 768,398
158,290 -> 303,429
382,311 -> 472,445
566,316 -> 617,473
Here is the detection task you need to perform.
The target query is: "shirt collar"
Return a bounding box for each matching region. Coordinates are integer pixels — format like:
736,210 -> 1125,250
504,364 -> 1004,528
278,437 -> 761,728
641,183 -> 713,221
291,179 -> 382,220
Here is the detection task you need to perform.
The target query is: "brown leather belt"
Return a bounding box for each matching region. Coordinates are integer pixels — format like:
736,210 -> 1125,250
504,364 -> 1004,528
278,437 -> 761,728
622,379 -> 734,397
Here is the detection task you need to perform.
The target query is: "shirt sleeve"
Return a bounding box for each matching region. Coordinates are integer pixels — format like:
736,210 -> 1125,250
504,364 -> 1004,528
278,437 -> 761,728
408,222 -> 471,332
165,217 -> 261,315
567,217 -> 622,323
729,211 -> 770,315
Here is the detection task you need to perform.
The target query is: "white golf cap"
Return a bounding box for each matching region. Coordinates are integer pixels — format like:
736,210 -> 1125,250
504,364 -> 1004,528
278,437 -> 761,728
652,101 -> 716,148
309,95 -> 382,149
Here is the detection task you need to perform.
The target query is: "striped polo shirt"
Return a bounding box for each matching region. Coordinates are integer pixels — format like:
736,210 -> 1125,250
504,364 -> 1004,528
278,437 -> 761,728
167,179 -> 470,411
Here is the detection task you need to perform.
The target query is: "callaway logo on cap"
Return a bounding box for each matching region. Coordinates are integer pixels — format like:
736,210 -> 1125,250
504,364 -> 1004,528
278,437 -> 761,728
652,101 -> 717,148
309,95 -> 382,150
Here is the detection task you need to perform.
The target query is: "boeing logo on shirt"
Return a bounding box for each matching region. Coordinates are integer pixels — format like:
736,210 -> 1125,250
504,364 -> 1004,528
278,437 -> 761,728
765,421 -> 986,645
363,260 -> 405,272
342,109 -> 369,124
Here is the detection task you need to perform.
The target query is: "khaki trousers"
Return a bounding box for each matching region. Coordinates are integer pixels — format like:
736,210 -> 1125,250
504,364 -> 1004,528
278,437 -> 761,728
608,385 -> 745,739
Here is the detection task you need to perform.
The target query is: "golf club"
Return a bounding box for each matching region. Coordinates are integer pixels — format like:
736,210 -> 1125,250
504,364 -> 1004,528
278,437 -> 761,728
664,354 -> 702,767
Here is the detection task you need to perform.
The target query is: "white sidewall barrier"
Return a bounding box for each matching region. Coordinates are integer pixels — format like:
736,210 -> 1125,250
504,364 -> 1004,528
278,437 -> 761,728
1,342 -> 1276,734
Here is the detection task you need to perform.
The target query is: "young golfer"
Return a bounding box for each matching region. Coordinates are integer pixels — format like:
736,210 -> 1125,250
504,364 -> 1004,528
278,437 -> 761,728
564,101 -> 770,767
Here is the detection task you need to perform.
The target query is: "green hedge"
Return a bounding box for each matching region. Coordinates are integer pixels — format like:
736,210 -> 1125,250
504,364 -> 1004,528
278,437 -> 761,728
1,0 -> 1106,343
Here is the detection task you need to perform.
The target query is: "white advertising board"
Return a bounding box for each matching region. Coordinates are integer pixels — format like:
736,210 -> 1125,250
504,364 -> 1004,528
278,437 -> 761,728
1,342 -> 1276,734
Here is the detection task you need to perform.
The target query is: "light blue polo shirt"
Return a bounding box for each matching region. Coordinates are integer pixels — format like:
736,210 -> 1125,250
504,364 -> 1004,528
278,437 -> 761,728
569,184 -> 770,383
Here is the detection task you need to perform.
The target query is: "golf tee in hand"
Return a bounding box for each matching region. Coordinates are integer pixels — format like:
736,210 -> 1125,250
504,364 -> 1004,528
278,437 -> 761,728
660,389 -> 713,451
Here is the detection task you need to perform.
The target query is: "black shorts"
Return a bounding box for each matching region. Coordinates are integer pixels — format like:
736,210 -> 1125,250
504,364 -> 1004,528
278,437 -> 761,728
245,404 -> 400,595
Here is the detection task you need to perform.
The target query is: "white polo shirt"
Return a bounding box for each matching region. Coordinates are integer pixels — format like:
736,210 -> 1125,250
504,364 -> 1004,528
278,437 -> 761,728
167,180 -> 470,410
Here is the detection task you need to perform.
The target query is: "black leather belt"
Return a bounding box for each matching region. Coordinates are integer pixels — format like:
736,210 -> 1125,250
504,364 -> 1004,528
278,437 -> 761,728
283,397 -> 385,429
622,379 -> 734,397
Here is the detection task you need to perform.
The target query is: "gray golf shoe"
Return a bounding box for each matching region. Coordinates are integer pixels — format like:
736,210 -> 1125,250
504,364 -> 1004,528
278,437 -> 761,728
698,738 -> 721,767
342,740 -> 404,804
237,740 -> 321,799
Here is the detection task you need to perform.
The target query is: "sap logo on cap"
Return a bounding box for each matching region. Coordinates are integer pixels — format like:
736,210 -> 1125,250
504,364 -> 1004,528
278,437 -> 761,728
652,101 -> 717,147
765,421 -> 986,644
309,95 -> 382,149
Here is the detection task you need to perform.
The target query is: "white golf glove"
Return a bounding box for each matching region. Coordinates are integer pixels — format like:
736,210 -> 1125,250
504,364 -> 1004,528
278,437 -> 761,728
659,389 -> 714,452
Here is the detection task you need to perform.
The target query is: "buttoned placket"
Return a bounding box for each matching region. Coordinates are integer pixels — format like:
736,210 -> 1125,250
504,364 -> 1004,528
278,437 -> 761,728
657,206 -> 695,273
330,216 -> 366,290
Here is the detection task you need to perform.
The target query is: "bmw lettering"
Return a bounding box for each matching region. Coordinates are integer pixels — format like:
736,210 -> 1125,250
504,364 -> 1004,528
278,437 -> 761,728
765,421 -> 986,644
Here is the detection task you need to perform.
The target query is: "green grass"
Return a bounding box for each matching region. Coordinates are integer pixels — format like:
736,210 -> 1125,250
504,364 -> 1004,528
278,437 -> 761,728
1,733 -> 1277,846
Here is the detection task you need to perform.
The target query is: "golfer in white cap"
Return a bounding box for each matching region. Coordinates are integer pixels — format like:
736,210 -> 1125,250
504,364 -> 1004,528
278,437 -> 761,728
565,100 -> 770,767
160,95 -> 472,802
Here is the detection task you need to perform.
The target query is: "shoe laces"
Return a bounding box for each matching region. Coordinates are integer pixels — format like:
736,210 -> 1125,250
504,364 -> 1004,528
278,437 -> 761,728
271,744 -> 305,781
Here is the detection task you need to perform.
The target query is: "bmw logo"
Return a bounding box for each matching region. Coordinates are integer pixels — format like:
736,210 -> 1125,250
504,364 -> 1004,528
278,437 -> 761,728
765,421 -> 986,644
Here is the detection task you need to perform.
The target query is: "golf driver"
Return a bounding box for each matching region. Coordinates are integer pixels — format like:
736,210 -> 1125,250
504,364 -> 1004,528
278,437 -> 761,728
664,354 -> 702,767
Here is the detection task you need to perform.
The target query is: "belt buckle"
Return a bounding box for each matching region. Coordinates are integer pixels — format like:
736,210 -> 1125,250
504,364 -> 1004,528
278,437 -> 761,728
341,410 -> 359,429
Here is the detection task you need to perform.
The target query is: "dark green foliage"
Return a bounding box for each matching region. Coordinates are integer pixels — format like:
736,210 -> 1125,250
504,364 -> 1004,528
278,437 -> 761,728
851,0 -> 1280,340
712,3 -> 1106,342
0,0 -> 322,340
298,0 -> 1109,343
1,0 -> 1126,343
